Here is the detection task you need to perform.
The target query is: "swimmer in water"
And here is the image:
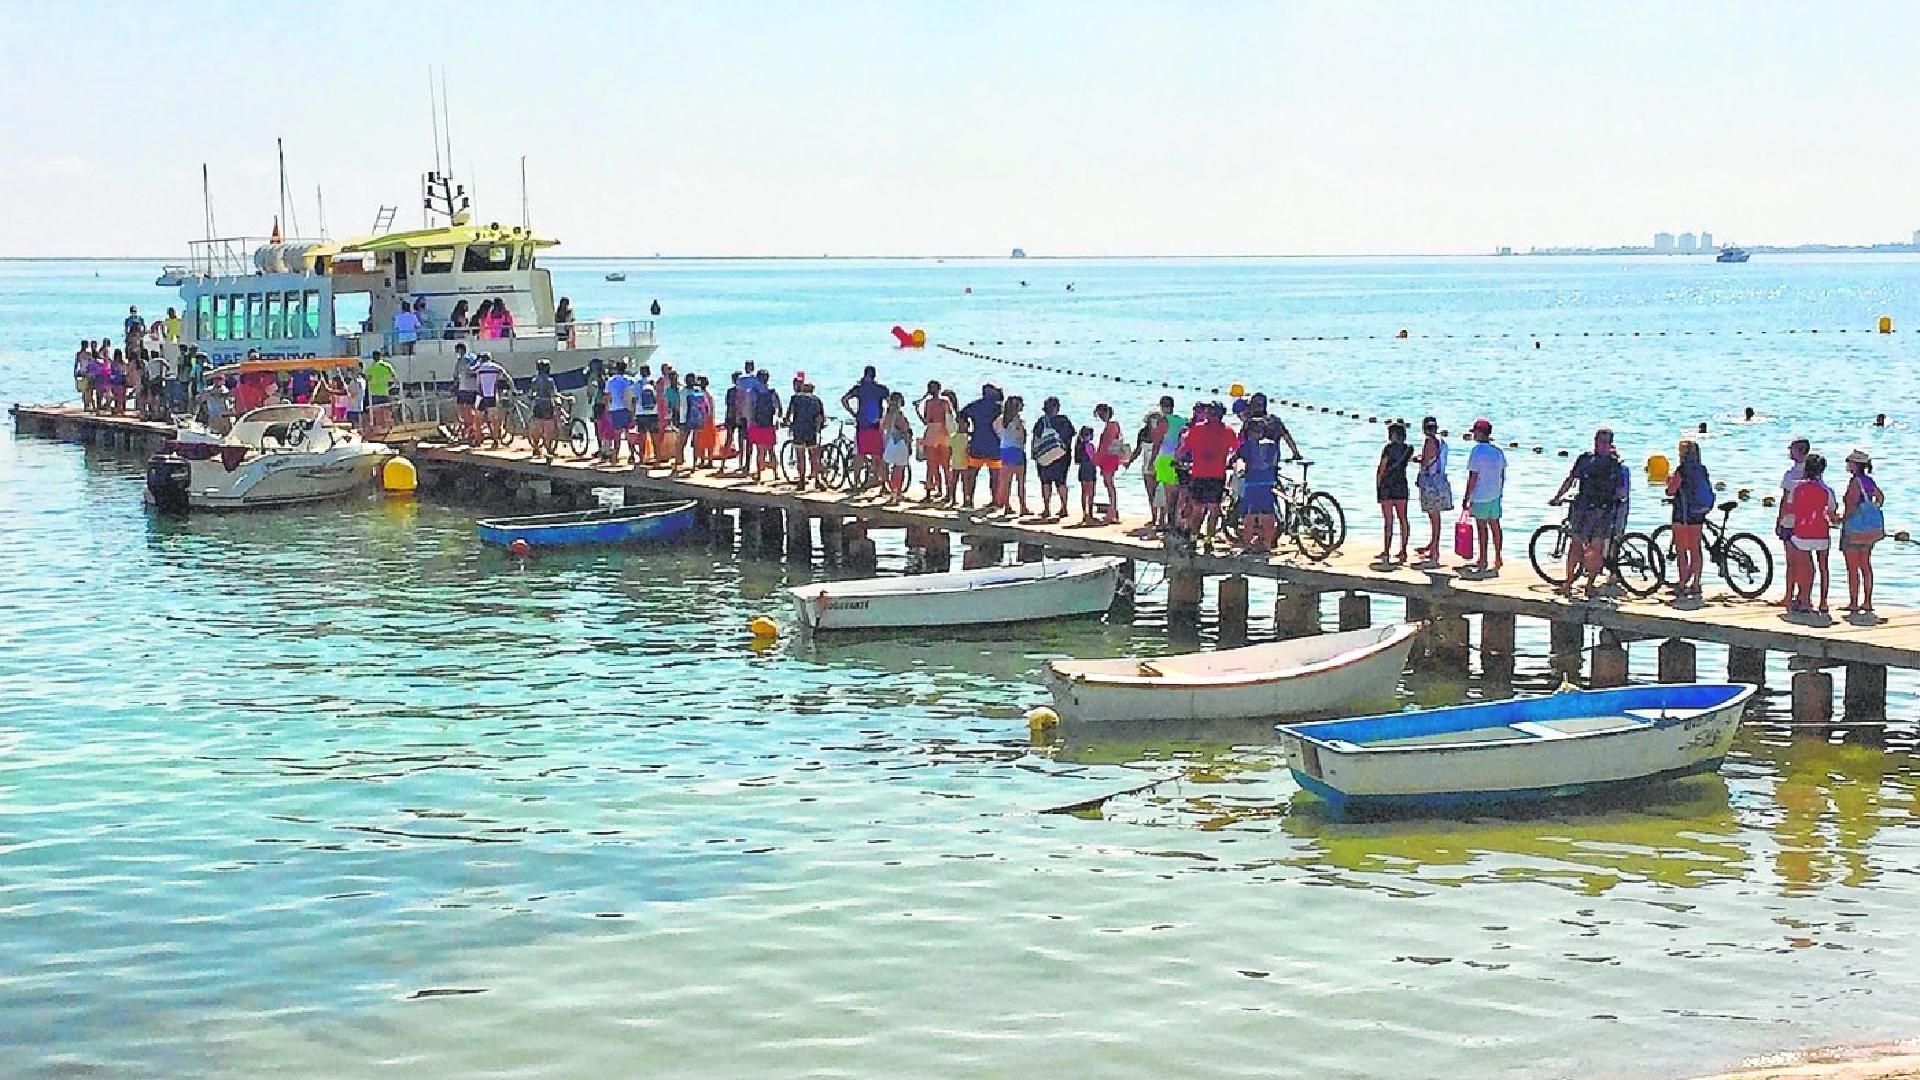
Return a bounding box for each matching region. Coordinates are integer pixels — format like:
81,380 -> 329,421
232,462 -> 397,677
1698,422 -> 1708,434
1875,413 -> 1888,428
1744,407 -> 1756,422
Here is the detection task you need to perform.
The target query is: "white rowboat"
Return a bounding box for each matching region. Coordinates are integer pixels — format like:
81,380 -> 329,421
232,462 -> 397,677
1042,623 -> 1420,723
788,556 -> 1126,632
1277,683 -> 1757,817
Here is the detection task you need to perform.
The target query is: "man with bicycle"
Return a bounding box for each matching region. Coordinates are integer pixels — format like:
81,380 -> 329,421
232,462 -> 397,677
1550,427 -> 1629,596
841,366 -> 891,492
786,381 -> 827,491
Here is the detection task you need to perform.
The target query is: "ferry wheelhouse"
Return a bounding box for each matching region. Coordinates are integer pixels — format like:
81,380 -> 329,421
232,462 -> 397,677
163,214 -> 656,398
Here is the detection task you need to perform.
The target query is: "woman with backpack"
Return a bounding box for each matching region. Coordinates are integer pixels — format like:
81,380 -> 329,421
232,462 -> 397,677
1840,449 -> 1885,616
1665,438 -> 1713,602
1030,396 -> 1075,522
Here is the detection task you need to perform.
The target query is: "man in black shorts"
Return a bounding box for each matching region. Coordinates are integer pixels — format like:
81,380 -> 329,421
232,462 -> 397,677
785,381 -> 827,490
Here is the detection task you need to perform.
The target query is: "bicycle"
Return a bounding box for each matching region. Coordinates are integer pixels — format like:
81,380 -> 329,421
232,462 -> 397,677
1528,500 -> 1666,598
1218,459 -> 1346,561
778,421 -> 841,489
1651,498 -> 1774,599
501,389 -> 592,459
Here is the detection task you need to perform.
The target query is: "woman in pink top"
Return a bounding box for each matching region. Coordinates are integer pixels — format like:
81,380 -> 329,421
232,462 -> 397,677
1785,453 -> 1840,616
1093,403 -> 1125,524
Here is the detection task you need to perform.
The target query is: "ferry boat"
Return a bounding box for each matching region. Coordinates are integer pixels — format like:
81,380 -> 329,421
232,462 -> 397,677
1715,246 -> 1750,263
153,172 -> 657,409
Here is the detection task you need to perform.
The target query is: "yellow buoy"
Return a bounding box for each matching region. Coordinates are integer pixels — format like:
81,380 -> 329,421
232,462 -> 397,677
1229,383 -> 1246,399
381,456 -> 418,494
1025,706 -> 1059,734
748,616 -> 779,640
1645,454 -> 1670,482
1879,315 -> 1894,334
911,328 -> 927,347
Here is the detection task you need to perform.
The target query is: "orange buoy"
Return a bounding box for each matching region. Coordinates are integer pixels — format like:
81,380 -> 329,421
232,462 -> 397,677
509,538 -> 532,557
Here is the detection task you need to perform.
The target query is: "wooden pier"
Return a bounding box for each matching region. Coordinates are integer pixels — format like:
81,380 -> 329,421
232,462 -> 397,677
14,401 -> 1916,726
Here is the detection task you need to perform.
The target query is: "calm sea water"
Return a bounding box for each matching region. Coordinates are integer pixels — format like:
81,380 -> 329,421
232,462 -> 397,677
4,256 -> 1920,1079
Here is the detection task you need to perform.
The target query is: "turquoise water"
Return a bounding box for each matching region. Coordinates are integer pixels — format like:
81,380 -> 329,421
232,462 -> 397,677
4,256 -> 1920,1079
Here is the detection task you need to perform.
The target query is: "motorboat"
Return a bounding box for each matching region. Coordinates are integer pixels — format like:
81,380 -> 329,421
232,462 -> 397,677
1043,623 -> 1420,723
1277,683 -> 1757,817
155,264 -> 189,287
1716,246 -> 1750,263
146,403 -> 393,513
788,556 -> 1126,632
477,500 -> 697,548
604,271 -> 627,281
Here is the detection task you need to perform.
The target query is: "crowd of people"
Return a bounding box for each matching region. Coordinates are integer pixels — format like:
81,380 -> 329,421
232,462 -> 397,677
72,306 -> 191,421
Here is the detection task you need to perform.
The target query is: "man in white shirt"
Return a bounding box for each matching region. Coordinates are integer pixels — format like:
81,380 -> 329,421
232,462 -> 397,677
1461,418 -> 1507,574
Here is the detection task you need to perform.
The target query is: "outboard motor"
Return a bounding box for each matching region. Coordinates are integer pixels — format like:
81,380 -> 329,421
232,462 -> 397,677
145,452 -> 193,516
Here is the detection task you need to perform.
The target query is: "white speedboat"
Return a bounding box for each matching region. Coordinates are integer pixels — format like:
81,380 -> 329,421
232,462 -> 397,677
788,557 -> 1126,632
1277,683 -> 1757,817
1043,623 -> 1420,723
146,403 -> 393,513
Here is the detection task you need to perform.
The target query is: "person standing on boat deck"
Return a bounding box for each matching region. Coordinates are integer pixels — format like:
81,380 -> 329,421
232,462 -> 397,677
445,299 -> 471,341
1032,396 -> 1075,521
202,377 -> 235,436
842,366 -> 892,492
391,300 -> 421,355
1461,419 -> 1507,574
1786,453 -> 1840,615
916,380 -> 953,504
1666,438 -> 1712,601
162,307 -> 182,343
554,297 -> 575,349
339,368 -> 364,429
1412,416 -> 1452,567
473,352 -> 512,447
992,395 -> 1030,518
603,361 -> 635,464
123,306 -> 145,356
141,350 -> 170,421
1776,437 -> 1812,609
785,381 -> 827,490
881,392 -> 915,505
1550,428 -> 1628,596
1375,421 -> 1413,564
1840,449 -> 1884,615
365,351 -> 396,427
747,370 -> 781,483
958,384 -> 1003,509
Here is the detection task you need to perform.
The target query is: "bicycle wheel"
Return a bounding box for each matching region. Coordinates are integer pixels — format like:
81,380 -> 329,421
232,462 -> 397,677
1648,524 -> 1679,585
1307,491 -> 1346,553
1612,531 -> 1666,598
1528,524 -> 1571,585
1295,499 -> 1341,562
566,419 -> 592,459
1719,531 -> 1775,599
779,440 -> 804,482
820,443 -> 850,489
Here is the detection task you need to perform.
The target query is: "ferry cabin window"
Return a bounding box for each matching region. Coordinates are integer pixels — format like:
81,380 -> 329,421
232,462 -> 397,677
516,244 -> 534,270
304,290 -> 322,338
197,296 -> 214,340
419,247 -> 456,275
463,244 -> 515,272
282,292 -> 302,339
247,294 -> 266,339
212,296 -> 229,340
266,294 -> 284,339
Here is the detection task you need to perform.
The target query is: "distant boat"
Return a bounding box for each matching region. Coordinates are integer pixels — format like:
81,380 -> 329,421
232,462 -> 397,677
476,500 -> 697,548
1277,683 -> 1757,817
605,271 -> 628,281
1010,248 -> 1027,259
1715,247 -> 1750,263
155,264 -> 189,286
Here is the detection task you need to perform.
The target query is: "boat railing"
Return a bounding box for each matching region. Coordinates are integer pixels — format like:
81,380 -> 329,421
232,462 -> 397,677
183,236 -> 328,279
381,318 -> 657,357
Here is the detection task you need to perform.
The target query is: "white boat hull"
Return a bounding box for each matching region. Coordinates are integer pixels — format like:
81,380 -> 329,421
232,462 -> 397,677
1279,684 -> 1756,814
788,557 -> 1124,632
184,449 -> 390,509
1043,623 -> 1419,723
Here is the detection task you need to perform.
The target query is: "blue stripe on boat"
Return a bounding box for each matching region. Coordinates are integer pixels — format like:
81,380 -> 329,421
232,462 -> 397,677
1291,758 -> 1726,817
1277,684 -> 1751,747
476,500 -> 698,548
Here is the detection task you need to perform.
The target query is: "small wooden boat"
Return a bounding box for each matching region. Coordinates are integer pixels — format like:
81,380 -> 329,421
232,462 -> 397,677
1277,683 -> 1757,817
476,500 -> 697,548
1043,623 -> 1420,723
789,556 -> 1125,632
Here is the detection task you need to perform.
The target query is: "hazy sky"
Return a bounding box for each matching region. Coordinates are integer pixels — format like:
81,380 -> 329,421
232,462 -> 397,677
6,1 -> 1917,256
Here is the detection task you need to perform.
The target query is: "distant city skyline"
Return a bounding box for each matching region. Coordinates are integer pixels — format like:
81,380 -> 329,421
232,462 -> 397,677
5,3 -> 1920,257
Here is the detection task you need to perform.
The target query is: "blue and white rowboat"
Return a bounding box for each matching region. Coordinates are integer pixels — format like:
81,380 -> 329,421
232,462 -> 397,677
1277,683 -> 1757,816
476,500 -> 698,548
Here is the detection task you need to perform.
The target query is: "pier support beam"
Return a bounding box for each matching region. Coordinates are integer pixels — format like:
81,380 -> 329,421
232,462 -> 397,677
758,506 -> 786,554
1275,590 -> 1320,637
818,516 -> 845,563
1167,568 -> 1203,628
1657,639 -> 1697,684
920,530 -> 951,572
962,535 -> 1002,570
846,523 -> 878,573
1018,543 -> 1046,563
1550,619 -> 1584,678
708,507 -> 735,551
1844,662 -> 1888,723
1792,664 -> 1834,727
1426,605 -> 1469,669
786,511 -> 813,562
1728,646 -> 1767,686
1405,596 -> 1430,624
1479,611 -> 1517,684
1591,631 -> 1629,688
1218,576 -> 1250,648
1337,592 -> 1372,632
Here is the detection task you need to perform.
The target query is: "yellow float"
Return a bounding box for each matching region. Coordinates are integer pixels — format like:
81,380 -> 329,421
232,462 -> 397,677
381,456 -> 418,494
1645,454 -> 1670,482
